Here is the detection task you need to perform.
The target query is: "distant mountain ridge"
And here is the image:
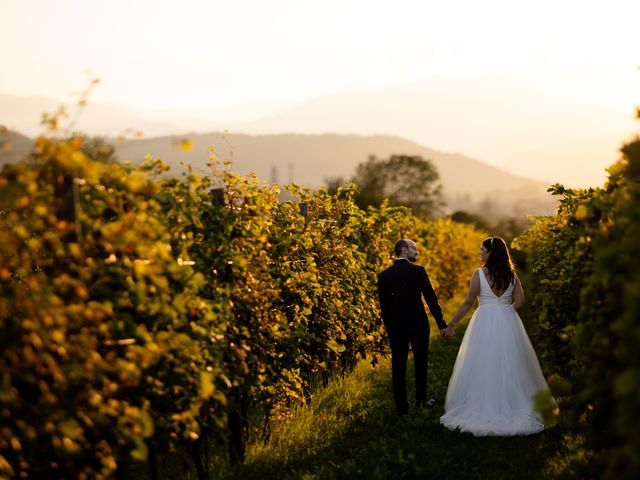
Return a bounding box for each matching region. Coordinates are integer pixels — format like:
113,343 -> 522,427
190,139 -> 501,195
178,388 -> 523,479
113,131 -> 557,216
2,76 -> 630,189
234,71 -> 634,188
0,128 -> 32,165
0,127 -> 557,217
0,92 -> 196,138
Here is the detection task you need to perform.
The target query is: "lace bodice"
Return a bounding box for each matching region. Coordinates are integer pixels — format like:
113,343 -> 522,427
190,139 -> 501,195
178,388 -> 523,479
478,268 -> 514,306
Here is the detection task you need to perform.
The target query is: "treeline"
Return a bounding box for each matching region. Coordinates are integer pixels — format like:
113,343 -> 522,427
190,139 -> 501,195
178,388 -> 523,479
513,132 -> 640,479
0,135 -> 484,479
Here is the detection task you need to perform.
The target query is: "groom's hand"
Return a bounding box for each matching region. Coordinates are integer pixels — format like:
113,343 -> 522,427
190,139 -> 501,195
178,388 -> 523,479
439,328 -> 448,340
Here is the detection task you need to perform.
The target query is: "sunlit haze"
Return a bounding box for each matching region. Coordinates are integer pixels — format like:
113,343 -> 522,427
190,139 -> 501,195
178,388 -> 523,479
1,0 -> 639,187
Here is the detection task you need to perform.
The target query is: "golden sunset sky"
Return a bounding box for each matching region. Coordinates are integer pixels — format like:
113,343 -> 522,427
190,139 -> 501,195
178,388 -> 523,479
1,0 -> 639,187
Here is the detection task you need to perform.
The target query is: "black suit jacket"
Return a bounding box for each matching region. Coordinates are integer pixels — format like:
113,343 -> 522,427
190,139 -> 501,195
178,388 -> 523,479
377,259 -> 447,335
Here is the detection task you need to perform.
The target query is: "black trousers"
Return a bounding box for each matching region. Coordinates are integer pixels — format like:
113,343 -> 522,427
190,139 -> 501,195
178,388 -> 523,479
389,328 -> 430,415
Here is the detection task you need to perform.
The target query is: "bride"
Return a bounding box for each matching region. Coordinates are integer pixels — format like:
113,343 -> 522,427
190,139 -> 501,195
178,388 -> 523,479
440,237 -> 556,436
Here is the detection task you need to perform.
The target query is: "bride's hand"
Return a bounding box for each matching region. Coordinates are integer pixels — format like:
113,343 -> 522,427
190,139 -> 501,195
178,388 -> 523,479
447,325 -> 456,338
444,324 -> 455,339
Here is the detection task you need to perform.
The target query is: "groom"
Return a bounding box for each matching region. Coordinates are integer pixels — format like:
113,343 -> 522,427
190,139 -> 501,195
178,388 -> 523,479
377,239 -> 448,416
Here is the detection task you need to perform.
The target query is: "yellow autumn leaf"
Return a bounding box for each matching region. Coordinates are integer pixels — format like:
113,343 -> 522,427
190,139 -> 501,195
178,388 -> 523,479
575,205 -> 588,221
59,419 -> 83,440
175,139 -> 193,152
130,438 -> 148,462
201,371 -> 215,399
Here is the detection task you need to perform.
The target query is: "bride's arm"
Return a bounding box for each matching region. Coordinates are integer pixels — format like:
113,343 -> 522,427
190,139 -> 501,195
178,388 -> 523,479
511,274 -> 525,310
447,270 -> 480,328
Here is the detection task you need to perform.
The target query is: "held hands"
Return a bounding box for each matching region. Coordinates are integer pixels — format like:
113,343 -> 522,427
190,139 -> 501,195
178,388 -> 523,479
441,323 -> 455,340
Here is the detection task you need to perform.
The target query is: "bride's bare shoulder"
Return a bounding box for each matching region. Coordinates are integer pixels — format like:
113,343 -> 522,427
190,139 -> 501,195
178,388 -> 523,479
470,269 -> 481,284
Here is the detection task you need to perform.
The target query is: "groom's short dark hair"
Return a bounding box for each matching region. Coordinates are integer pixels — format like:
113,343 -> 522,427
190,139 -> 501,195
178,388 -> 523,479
394,239 -> 410,256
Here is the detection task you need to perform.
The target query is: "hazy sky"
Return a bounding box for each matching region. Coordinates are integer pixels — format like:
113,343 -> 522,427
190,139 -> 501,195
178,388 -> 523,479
1,0 -> 639,186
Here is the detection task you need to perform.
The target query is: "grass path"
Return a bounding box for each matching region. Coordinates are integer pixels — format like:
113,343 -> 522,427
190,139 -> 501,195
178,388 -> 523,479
223,298 -> 581,479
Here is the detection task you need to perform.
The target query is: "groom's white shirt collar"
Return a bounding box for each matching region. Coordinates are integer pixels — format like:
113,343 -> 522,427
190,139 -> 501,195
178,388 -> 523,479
395,258 -> 410,261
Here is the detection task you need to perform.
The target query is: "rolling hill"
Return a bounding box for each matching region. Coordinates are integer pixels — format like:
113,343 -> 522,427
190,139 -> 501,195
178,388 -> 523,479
0,127 -> 557,217
113,131 -> 557,216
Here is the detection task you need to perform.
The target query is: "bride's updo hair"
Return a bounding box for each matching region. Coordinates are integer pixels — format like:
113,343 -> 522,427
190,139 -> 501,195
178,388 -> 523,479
482,237 -> 515,291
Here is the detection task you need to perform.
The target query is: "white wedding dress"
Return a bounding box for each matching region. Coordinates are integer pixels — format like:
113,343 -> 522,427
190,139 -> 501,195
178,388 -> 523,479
440,268 -> 555,436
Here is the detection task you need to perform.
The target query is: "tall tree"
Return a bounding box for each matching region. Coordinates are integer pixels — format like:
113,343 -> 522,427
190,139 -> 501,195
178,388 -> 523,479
351,154 -> 444,218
